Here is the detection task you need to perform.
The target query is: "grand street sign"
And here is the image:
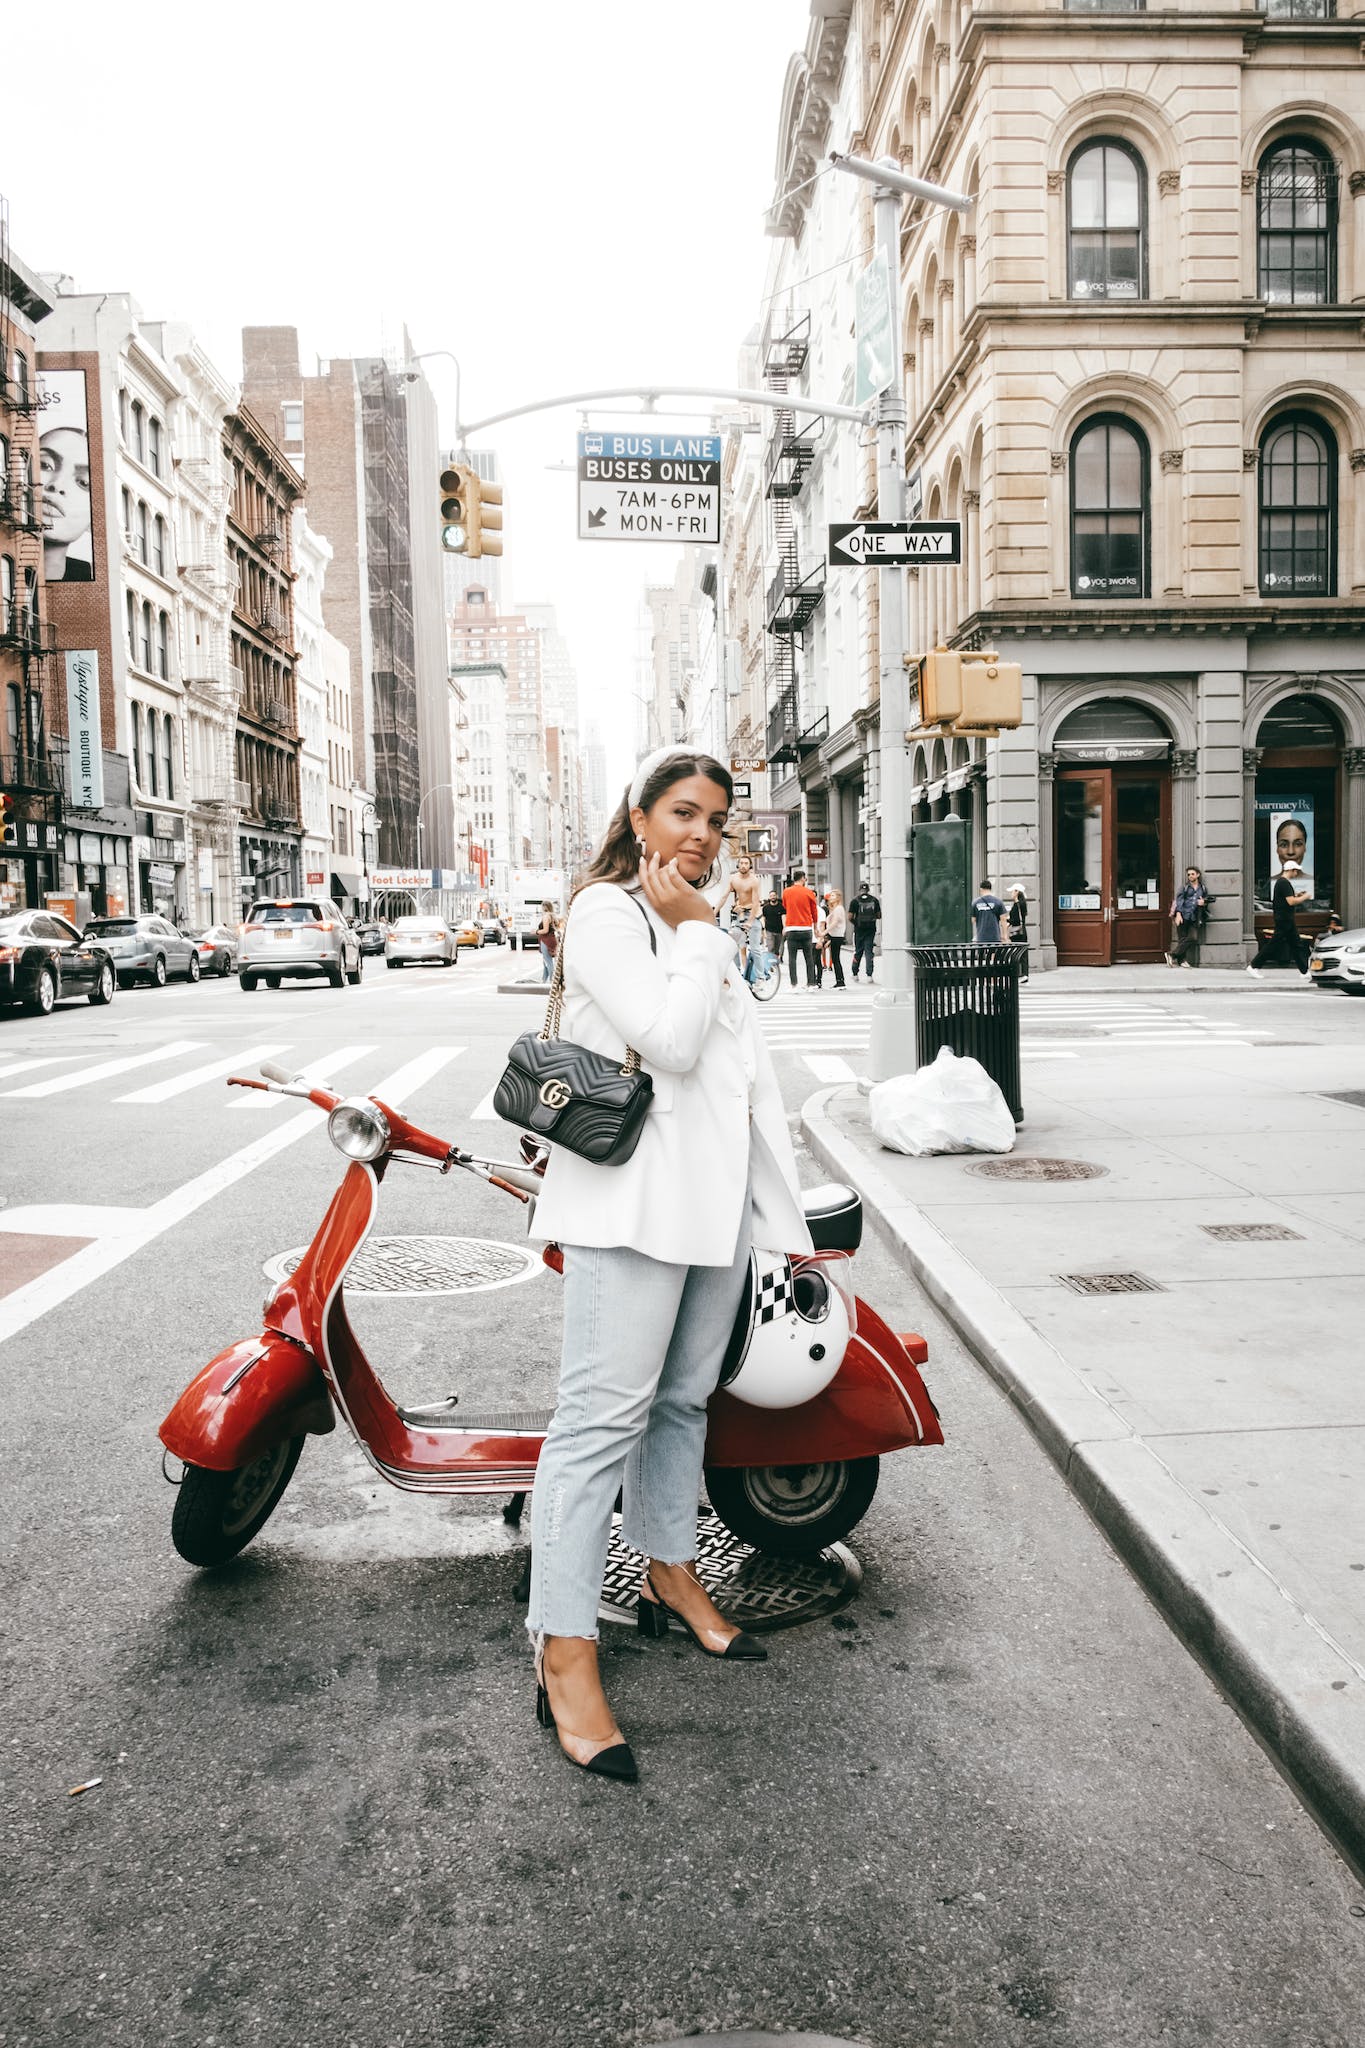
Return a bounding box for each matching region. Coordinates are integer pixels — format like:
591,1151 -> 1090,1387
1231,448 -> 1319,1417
577,432 -> 721,543
828,520 -> 962,565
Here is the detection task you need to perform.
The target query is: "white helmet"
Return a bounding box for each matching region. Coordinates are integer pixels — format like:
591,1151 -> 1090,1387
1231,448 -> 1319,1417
718,1248 -> 853,1409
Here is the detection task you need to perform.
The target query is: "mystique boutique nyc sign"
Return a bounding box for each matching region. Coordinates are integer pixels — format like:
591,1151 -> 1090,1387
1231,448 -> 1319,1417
64,651 -> 104,809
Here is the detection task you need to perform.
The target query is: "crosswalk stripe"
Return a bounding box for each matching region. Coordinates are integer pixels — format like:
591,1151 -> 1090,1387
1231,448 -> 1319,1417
365,1044 -> 464,1107
471,1087 -> 499,1120
229,1044 -> 378,1109
116,1043 -> 293,1105
803,1054 -> 858,1083
3,1040 -> 205,1099
0,1054 -> 84,1082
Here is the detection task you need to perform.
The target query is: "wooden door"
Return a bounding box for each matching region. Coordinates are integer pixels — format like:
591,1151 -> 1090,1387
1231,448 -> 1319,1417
1110,769 -> 1168,962
1055,771 -> 1110,965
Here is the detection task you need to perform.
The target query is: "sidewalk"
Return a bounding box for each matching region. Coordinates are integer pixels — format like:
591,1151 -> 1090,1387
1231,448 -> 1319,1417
801,1034 -> 1365,1876
1019,964 -> 1325,995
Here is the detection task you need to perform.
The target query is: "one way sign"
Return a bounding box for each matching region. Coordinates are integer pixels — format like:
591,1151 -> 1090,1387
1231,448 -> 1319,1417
828,521 -> 961,566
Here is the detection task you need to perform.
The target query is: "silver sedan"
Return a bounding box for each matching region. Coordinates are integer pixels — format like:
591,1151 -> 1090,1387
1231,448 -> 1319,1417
384,916 -> 458,969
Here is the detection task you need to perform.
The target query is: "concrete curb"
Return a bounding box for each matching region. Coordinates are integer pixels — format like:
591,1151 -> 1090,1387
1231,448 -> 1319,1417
800,1085 -> 1365,1880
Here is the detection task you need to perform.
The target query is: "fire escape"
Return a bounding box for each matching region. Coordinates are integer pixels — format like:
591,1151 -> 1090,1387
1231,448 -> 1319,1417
0,196 -> 59,813
761,310 -> 826,778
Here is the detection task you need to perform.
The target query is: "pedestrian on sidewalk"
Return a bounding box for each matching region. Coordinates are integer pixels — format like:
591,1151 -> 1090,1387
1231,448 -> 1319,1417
812,894 -> 827,987
527,744 -> 812,1783
1168,866 -> 1210,968
849,878 -> 881,981
782,869 -> 820,988
825,889 -> 848,988
1248,861 -> 1311,976
1006,885 -> 1029,981
971,879 -> 1008,945
536,901 -> 558,983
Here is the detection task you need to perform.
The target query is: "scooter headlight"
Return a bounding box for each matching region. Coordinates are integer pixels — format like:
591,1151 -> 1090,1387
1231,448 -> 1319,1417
327,1097 -> 390,1161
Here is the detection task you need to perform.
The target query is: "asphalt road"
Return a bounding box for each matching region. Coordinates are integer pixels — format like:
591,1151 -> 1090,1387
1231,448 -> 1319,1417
3,953 -> 1364,2047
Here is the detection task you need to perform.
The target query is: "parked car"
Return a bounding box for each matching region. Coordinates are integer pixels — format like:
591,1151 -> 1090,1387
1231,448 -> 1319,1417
0,909 -> 117,1014
455,918 -> 484,949
239,898 -> 362,990
1308,926 -> 1365,994
84,914 -> 200,987
479,917 -> 505,946
354,920 -> 387,957
185,923 -> 239,977
384,916 -> 457,969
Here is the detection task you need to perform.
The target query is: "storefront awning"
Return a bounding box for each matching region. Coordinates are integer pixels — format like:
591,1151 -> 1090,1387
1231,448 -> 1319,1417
329,861 -> 366,894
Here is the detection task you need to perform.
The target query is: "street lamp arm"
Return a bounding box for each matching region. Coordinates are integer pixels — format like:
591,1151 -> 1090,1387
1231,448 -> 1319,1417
457,382 -> 870,439
828,152 -> 972,212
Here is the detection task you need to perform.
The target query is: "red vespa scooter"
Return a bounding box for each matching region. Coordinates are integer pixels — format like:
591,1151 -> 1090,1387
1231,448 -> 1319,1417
159,1062 -> 942,1568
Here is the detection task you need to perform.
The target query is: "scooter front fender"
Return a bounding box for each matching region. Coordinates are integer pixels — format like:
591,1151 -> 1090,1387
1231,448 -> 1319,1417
159,1334 -> 334,1472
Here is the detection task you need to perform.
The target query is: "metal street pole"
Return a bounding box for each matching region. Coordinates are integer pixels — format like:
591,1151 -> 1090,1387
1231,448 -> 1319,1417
872,178 -> 912,994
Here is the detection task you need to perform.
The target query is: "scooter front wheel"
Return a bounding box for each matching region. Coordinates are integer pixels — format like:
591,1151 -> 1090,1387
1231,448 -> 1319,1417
171,1437 -> 304,1567
704,1456 -> 878,1558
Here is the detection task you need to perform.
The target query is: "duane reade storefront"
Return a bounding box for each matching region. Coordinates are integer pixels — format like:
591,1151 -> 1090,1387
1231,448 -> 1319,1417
983,641 -> 1365,973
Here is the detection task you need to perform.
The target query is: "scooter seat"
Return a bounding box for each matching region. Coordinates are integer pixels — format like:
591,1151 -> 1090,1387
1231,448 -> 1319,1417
800,1182 -> 863,1255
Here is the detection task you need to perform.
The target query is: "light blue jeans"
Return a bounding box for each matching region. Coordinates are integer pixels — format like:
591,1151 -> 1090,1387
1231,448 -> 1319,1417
527,1176 -> 753,1641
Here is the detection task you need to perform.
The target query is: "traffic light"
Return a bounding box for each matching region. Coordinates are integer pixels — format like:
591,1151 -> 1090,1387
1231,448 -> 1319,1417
439,463 -> 503,560
0,792 -> 15,848
908,645 -> 1022,736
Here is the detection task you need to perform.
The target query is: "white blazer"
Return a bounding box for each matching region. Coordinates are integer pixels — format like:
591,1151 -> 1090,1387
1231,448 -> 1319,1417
529,882 -> 813,1267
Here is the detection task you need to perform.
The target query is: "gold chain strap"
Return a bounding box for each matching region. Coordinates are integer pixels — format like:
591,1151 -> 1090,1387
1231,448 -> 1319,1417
537,920 -> 642,1076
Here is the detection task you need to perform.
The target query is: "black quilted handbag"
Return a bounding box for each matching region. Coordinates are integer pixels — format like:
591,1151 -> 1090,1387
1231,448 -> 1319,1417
493,896 -> 656,1164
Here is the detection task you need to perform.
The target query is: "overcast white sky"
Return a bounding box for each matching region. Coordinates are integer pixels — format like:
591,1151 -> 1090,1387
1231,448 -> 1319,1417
7,0 -> 811,789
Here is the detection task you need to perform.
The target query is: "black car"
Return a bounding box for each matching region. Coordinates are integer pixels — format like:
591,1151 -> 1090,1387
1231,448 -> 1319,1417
0,909 -> 117,1015
354,920 -> 387,957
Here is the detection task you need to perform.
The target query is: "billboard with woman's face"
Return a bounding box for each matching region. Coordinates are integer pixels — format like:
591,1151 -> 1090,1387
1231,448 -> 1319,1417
36,370 -> 95,584
1255,795 -> 1315,904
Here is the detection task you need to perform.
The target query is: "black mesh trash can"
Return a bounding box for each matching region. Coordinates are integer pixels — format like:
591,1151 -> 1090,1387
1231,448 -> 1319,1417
908,943 -> 1026,1125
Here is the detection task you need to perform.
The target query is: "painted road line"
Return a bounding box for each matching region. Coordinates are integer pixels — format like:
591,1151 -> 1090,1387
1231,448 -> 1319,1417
470,1088 -> 499,1120
1019,1034 -> 1262,1050
0,1055 -> 86,1082
0,1045 -> 464,1349
803,1054 -> 859,1084
229,1044 -> 378,1109
116,1044 -> 293,1105
2,1040 -> 205,1099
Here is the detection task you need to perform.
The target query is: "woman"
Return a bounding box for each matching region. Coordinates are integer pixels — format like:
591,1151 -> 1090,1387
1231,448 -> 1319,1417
527,747 -> 813,1782
536,900 -> 557,983
824,889 -> 847,989
1167,867 -> 1208,968
1007,886 -> 1029,982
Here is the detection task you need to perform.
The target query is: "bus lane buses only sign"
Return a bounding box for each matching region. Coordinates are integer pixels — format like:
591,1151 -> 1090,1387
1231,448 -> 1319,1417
577,432 -> 721,543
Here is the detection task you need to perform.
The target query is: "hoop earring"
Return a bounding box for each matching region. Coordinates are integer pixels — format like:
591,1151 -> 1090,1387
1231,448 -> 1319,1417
636,835 -> 646,852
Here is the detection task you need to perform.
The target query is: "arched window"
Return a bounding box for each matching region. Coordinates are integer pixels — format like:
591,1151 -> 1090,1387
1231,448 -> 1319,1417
157,609 -> 170,679
1070,415 -> 1149,597
1257,140 -> 1336,303
140,600 -> 153,671
152,514 -> 166,577
161,714 -> 175,799
126,589 -> 137,661
1,555 -> 14,633
1258,413 -> 1335,596
131,702 -> 144,788
130,400 -> 145,463
148,416 -> 162,477
0,434 -> 9,506
1068,141 -> 1146,300
136,500 -> 149,564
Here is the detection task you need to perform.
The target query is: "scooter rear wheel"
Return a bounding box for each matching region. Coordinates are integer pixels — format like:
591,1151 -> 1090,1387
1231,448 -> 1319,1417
704,1456 -> 878,1558
171,1436 -> 304,1567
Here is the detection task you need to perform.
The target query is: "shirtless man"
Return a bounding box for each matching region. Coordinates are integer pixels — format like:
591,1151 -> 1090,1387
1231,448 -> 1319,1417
722,854 -> 763,971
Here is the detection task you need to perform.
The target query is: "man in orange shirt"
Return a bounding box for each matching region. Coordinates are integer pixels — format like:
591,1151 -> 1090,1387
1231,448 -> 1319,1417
781,870 -> 820,989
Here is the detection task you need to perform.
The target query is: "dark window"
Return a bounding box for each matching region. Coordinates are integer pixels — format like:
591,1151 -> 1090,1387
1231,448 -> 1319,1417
1068,141 -> 1145,300
148,417 -> 162,477
126,590 -> 137,661
158,610 -> 171,680
153,514 -> 166,577
1259,413 -> 1335,595
1,555 -> 13,631
1261,0 -> 1334,15
132,703 -> 144,788
137,500 -> 149,564
1070,416 -> 1149,598
140,601 -> 153,672
0,433 -> 9,506
130,401 -> 145,463
161,715 -> 175,800
1258,140 -> 1336,303
118,388 -> 130,443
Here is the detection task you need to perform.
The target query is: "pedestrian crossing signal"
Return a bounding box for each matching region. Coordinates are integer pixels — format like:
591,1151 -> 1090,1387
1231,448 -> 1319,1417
439,463 -> 503,560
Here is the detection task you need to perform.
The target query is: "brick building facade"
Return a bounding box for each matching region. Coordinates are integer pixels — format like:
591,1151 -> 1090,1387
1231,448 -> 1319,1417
226,406 -> 303,907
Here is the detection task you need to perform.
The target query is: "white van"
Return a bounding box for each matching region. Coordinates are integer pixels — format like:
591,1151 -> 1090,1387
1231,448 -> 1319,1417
510,869 -> 566,950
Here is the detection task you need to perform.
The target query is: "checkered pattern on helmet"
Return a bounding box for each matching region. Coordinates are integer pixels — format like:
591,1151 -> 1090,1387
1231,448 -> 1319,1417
754,1264 -> 793,1325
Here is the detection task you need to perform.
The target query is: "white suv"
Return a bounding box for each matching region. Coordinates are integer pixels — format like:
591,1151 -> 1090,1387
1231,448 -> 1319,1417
239,899 -> 362,990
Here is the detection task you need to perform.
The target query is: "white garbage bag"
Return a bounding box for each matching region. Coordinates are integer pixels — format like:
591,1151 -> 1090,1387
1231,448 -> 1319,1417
869,1045 -> 1016,1157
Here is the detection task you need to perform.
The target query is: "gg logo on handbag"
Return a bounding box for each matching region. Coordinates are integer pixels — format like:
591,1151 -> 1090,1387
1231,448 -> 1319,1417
493,889 -> 657,1165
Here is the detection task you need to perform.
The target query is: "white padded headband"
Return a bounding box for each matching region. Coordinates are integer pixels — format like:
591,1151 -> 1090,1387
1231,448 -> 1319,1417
627,745 -> 698,810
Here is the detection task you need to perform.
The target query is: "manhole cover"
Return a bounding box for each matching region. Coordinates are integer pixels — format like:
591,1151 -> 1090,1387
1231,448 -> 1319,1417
968,1157 -> 1107,1182
1057,1270 -> 1163,1296
262,1235 -> 542,1295
598,1510 -> 860,1632
1202,1223 -> 1304,1242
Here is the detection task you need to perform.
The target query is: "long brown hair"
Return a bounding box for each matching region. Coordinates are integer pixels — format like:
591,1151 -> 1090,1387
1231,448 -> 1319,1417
578,752 -> 734,892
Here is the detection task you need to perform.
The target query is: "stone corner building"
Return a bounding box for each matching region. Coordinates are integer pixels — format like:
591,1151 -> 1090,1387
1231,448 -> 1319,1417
805,0 -> 1365,967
